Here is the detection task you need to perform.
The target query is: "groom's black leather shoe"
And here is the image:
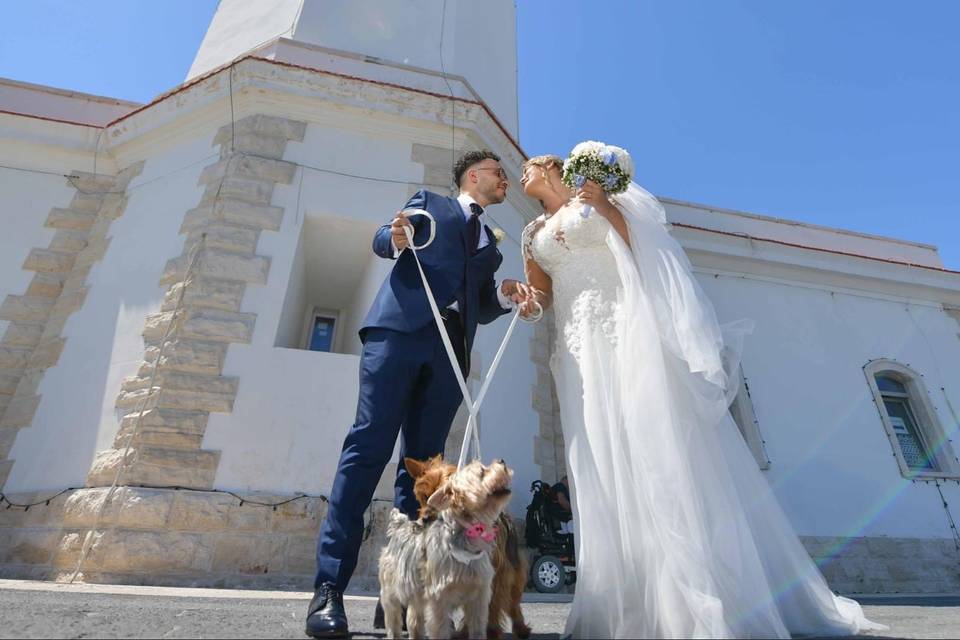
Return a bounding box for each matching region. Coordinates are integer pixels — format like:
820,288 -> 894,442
305,583 -> 348,638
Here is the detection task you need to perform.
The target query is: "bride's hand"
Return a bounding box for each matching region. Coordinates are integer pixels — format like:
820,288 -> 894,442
579,179 -> 631,246
577,179 -> 615,215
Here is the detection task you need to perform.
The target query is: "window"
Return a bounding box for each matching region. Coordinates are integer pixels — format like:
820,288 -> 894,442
273,214 -> 389,357
304,308 -> 339,353
864,360 -> 960,479
307,313 -> 337,352
876,375 -> 935,471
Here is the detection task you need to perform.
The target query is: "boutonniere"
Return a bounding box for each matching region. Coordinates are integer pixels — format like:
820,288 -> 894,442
492,228 -> 505,245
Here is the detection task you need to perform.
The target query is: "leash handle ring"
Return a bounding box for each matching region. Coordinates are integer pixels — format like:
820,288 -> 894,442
519,300 -> 544,323
400,208 -> 436,251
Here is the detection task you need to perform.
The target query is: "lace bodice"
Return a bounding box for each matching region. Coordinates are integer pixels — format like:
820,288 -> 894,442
523,203 -> 622,361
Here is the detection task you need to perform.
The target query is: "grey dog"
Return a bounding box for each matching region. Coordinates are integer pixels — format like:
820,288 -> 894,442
378,459 -> 514,639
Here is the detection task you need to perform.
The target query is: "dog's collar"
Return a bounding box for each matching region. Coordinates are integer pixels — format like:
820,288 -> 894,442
441,513 -> 497,564
450,547 -> 486,564
464,521 -> 498,543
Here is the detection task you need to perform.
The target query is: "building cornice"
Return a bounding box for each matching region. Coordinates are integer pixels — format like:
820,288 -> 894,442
675,222 -> 957,276
660,195 -> 938,252
104,55 -> 524,161
679,224 -> 960,307
0,53 -> 948,280
0,77 -> 140,108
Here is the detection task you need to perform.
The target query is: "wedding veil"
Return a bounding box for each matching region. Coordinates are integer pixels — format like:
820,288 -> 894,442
609,183 -> 753,425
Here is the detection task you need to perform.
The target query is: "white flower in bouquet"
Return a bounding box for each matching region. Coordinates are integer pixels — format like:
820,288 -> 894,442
562,141 -> 634,218
606,144 -> 635,178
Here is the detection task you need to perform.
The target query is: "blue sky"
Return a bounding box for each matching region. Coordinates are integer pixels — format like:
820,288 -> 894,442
2,1 -> 957,268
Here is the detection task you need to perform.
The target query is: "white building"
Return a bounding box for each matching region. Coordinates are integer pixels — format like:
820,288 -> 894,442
0,0 -> 958,594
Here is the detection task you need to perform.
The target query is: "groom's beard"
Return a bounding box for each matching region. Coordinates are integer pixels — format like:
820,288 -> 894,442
482,184 -> 508,205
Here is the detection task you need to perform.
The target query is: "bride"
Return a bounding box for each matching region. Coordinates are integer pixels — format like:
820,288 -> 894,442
517,152 -> 884,638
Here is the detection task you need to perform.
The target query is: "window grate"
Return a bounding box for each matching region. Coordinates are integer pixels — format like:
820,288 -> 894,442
866,363 -> 959,480
880,380 -> 938,472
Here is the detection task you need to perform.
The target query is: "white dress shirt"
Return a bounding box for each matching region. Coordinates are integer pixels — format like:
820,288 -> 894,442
392,193 -> 514,312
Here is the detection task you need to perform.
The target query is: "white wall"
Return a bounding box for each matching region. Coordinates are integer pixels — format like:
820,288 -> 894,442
0,170 -> 71,339
341,252 -> 392,358
206,122 -> 421,494
697,271 -> 960,540
5,135 -> 213,492
301,214 -> 386,355
274,230 -> 307,349
206,121 -> 539,516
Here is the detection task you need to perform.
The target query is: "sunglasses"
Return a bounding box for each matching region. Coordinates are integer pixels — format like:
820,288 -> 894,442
474,167 -> 508,180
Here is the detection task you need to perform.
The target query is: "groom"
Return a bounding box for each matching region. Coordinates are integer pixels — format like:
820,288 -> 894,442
305,150 -> 531,638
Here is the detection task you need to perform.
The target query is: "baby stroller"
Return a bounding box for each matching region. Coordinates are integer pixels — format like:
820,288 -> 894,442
524,480 -> 576,593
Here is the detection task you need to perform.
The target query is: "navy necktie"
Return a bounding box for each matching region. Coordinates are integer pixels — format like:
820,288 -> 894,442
467,202 -> 483,255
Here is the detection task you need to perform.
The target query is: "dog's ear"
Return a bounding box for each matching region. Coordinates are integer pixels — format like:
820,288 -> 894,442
426,484 -> 452,511
405,457 -> 427,479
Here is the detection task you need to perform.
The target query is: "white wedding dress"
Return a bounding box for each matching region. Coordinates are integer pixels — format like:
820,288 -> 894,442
522,186 -> 884,639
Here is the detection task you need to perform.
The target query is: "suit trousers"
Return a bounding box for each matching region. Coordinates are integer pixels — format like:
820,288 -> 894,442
313,314 -> 466,590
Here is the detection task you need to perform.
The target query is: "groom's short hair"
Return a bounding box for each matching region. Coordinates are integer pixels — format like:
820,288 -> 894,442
454,150 -> 501,187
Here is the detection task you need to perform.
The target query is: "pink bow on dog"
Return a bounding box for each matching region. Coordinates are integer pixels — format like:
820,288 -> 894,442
464,522 -> 498,543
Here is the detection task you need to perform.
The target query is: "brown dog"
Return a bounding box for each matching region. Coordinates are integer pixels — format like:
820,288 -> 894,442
406,455 -> 531,640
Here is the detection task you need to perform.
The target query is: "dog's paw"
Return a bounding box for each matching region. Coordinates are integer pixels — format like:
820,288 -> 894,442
513,621 -> 532,639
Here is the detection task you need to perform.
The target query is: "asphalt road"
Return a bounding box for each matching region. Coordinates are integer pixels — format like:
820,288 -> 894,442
1,580 -> 958,638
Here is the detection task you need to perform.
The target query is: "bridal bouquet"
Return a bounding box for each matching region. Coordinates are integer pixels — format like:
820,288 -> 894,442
562,141 -> 634,217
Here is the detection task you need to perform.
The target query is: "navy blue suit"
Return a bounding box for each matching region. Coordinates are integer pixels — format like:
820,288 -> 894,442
314,190 -> 511,591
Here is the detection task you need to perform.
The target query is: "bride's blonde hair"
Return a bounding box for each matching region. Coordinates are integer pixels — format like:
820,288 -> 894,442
523,154 -> 564,177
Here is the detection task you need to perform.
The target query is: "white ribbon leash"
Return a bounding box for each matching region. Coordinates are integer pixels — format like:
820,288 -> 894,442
400,208 -> 541,469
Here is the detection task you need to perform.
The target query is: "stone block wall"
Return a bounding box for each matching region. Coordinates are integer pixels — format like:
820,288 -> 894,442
3,486 -> 958,594
0,487 -> 396,590
88,115 -> 306,493
530,310 -> 565,484
0,164 -> 143,487
0,118 -> 531,592
802,535 -> 960,594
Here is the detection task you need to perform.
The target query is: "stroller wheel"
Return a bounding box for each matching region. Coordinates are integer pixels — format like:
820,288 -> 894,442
530,554 -> 565,593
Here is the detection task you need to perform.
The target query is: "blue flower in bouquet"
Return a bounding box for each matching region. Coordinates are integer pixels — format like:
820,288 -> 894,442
561,141 -> 635,218
562,141 -> 634,197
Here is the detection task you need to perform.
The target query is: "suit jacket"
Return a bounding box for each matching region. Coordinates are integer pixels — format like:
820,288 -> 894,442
361,190 -> 510,357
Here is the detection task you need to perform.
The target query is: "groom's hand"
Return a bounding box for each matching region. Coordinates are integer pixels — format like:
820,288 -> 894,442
391,213 -> 412,251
